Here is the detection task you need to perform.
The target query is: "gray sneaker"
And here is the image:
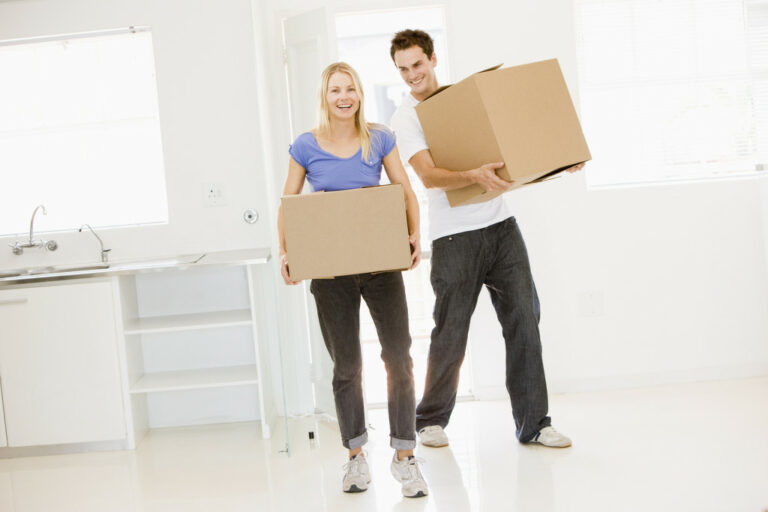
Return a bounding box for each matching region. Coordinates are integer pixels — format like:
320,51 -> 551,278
418,425 -> 449,447
390,453 -> 429,498
342,453 -> 371,493
529,426 -> 572,448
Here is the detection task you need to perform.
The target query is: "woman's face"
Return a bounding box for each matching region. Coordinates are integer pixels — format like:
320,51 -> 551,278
326,71 -> 359,122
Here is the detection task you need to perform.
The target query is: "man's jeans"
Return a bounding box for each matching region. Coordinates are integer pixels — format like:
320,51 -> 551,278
310,271 -> 416,450
416,217 -> 552,442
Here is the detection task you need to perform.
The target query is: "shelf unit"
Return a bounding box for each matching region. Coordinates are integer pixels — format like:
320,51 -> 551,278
123,309 -> 253,335
130,365 -> 259,394
111,250 -> 276,448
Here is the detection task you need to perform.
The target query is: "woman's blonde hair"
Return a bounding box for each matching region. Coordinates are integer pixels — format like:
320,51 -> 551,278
316,62 -> 372,162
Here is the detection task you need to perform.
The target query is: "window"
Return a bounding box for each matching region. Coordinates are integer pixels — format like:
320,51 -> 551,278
335,7 -> 474,405
0,27 -> 168,236
575,0 -> 768,188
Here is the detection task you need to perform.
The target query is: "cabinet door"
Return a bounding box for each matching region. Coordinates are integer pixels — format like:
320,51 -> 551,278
0,280 -> 125,447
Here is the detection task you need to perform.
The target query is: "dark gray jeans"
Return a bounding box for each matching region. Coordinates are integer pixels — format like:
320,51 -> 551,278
416,217 -> 552,442
310,271 -> 416,450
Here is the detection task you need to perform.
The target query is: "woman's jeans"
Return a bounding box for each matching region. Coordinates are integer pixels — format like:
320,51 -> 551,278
310,271 -> 416,450
417,217 -> 552,442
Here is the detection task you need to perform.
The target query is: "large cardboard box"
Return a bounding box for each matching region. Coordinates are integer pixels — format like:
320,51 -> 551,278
415,59 -> 591,207
281,184 -> 411,281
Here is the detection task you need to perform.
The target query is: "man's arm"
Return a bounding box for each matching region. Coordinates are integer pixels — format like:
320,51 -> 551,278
408,149 -> 513,193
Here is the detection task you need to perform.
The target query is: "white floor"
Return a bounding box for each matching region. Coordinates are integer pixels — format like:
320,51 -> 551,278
1,377 -> 767,512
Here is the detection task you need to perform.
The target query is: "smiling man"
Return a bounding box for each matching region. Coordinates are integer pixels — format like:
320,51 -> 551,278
389,29 -> 580,449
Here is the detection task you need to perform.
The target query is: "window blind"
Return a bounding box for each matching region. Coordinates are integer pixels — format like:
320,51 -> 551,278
0,29 -> 168,235
575,0 -> 768,187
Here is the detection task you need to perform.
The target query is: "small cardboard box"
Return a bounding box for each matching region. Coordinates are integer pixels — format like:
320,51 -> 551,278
281,184 -> 411,281
415,59 -> 591,207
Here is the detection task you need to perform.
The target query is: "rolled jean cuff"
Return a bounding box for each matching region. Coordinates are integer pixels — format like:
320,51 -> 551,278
344,431 -> 368,450
390,436 -> 416,450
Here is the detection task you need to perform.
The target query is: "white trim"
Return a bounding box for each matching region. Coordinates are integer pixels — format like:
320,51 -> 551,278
587,169 -> 768,192
0,26 -> 150,47
474,363 -> 768,399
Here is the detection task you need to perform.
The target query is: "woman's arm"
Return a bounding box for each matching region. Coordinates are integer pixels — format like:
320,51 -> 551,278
277,157 -> 307,285
383,145 -> 421,270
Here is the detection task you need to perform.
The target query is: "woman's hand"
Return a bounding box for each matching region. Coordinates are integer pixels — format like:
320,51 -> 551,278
409,234 -> 421,270
280,253 -> 301,285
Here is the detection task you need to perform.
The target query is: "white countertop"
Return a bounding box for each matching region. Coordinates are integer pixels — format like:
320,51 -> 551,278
0,248 -> 271,285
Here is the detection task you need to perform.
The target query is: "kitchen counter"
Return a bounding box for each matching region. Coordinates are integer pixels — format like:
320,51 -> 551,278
0,245 -> 281,453
0,248 -> 271,285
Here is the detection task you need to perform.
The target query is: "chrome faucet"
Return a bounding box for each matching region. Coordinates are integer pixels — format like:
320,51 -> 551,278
9,204 -> 58,255
79,224 -> 111,263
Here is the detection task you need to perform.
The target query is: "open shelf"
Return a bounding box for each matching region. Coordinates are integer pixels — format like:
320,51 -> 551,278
129,365 -> 259,394
123,309 -> 252,335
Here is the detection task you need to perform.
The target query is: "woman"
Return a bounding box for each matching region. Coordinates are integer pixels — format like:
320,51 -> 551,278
277,62 -> 428,498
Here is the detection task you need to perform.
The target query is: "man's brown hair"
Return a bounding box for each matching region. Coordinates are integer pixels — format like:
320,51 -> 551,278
390,29 -> 434,63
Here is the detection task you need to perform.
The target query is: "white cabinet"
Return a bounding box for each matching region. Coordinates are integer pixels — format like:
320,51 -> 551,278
0,279 -> 125,447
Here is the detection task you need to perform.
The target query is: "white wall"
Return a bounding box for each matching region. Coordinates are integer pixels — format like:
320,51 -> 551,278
0,0 -> 271,271
260,0 -> 768,410
443,0 -> 768,395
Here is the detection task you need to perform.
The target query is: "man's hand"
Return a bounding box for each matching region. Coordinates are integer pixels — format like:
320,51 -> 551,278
566,162 -> 586,173
465,162 -> 513,192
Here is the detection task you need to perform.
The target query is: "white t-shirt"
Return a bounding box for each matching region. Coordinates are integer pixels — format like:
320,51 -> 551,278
390,93 -> 511,242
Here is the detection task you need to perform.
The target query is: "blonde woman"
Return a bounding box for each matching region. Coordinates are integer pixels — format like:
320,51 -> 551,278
277,62 -> 427,498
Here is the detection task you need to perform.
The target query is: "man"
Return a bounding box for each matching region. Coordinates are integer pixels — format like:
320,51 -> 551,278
389,29 -> 581,448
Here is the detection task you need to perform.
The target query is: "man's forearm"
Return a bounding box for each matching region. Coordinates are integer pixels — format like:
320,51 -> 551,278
417,165 -> 479,191
409,150 -> 509,193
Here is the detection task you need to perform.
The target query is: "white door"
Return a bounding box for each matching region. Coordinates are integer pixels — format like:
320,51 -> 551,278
282,8 -> 338,418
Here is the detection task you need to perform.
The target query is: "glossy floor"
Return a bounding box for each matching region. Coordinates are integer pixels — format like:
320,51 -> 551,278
1,377 -> 767,511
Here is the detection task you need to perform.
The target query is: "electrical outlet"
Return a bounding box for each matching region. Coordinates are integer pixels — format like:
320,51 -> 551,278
202,182 -> 226,207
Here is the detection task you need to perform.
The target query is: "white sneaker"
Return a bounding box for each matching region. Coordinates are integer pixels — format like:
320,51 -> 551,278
342,453 -> 371,493
418,425 -> 449,447
390,453 -> 429,498
529,426 -> 572,448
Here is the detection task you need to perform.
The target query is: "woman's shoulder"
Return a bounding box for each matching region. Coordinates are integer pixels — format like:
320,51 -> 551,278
368,124 -> 396,150
368,123 -> 394,138
292,131 -> 317,147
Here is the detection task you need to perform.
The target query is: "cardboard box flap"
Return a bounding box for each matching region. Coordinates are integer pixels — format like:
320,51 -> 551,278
424,85 -> 451,100
477,63 -> 503,73
423,63 -> 504,100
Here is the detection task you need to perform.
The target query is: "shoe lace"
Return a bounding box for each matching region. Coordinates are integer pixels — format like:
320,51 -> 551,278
342,453 -> 365,475
401,456 -> 426,482
421,426 -> 442,434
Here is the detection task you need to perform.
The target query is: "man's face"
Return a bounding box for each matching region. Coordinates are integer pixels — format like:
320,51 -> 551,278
393,45 -> 438,99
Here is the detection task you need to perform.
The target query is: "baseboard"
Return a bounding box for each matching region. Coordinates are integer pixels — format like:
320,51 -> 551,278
0,439 -> 129,459
472,363 -> 768,400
